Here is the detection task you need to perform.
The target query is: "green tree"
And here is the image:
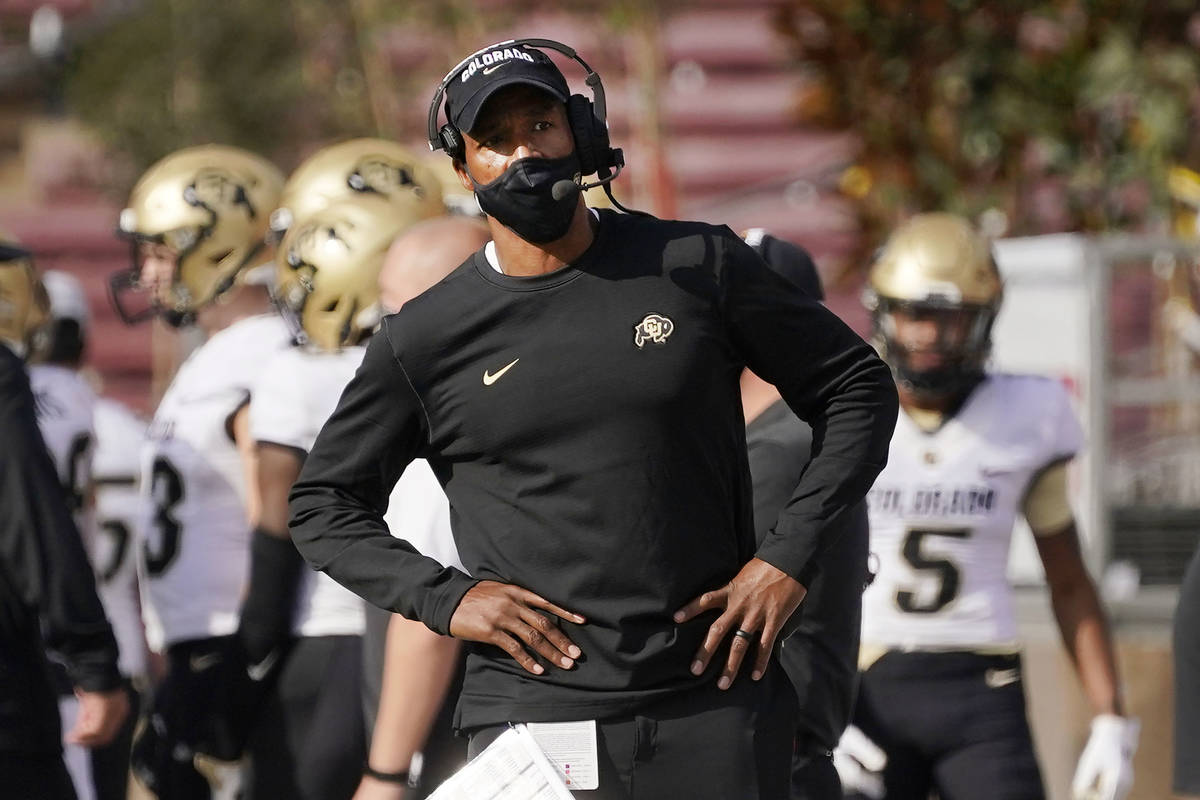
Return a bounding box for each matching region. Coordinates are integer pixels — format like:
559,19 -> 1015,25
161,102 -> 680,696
775,0 -> 1200,248
65,0 -> 378,183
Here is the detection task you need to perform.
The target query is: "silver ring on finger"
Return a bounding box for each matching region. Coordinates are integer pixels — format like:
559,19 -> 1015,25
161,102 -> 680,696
733,629 -> 755,642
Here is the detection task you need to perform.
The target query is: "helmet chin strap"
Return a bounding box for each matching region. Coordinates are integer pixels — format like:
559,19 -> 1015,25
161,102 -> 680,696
894,360 -> 985,407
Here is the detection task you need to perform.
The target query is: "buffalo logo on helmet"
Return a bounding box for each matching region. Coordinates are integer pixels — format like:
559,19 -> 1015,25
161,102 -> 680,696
184,168 -> 258,220
284,220 -> 347,298
348,157 -> 426,200
634,313 -> 674,349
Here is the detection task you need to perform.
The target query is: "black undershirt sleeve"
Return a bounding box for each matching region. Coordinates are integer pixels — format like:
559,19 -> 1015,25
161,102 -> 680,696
0,351 -> 120,692
288,323 -> 478,636
719,234 -> 899,585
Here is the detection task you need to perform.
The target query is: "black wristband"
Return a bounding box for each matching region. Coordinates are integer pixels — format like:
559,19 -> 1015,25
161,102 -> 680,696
363,764 -> 412,785
237,527 -> 306,664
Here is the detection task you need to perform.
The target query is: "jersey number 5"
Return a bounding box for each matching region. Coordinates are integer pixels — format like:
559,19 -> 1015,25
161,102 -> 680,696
895,527 -> 971,614
144,457 -> 184,577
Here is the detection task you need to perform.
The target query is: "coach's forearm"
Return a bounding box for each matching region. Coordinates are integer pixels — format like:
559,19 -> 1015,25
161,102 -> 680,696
289,483 -> 478,635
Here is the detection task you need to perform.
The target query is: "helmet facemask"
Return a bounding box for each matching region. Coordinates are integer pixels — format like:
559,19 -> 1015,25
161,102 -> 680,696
870,295 -> 997,402
276,199 -> 407,352
865,212 -> 1004,404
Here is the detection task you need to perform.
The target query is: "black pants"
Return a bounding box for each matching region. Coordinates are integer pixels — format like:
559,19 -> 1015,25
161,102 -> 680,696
847,650 -> 1044,800
0,751 -> 78,800
132,637 -> 238,800
1176,544 -> 1200,795
791,738 -> 841,800
467,667 -> 797,800
247,634 -> 366,800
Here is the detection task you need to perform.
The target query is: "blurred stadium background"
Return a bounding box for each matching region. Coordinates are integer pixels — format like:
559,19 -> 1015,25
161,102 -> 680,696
1,2 -> 1198,797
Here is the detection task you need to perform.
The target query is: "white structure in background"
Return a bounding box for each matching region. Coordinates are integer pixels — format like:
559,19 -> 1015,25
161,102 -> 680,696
991,234 -> 1100,584
992,233 -> 1200,590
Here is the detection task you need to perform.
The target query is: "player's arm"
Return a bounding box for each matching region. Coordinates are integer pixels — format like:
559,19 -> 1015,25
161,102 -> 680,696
356,615 -> 461,799
236,421 -> 307,667
1029,461 -> 1123,715
232,403 -> 262,527
1028,460 -> 1139,799
676,232 -> 898,689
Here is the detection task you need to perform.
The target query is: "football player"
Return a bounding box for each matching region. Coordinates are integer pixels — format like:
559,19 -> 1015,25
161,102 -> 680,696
245,196 -> 414,798
225,139 -> 445,798
247,206 -> 476,800
841,213 -> 1138,800
112,145 -> 290,799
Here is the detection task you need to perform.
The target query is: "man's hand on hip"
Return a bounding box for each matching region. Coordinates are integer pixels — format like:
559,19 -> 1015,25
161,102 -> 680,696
449,580 -> 586,676
674,557 -> 807,690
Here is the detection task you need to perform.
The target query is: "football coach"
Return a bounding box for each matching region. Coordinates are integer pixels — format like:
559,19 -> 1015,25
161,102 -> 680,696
289,39 -> 897,799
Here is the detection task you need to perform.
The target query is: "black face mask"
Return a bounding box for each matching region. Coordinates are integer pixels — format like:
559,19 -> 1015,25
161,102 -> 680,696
471,154 -> 582,244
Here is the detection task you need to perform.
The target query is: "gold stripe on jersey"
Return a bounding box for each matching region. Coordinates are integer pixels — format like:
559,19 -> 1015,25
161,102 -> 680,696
1021,458 -> 1075,536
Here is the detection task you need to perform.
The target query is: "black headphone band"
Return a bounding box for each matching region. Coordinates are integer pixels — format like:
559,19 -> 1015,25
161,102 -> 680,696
425,37 -> 608,155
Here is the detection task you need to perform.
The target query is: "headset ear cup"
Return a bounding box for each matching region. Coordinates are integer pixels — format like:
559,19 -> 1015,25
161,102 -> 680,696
438,124 -> 464,161
567,94 -> 610,176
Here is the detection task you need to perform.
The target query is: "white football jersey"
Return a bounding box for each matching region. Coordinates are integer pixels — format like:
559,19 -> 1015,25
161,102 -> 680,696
250,344 -> 461,637
861,374 -> 1083,650
29,364 -> 96,532
140,314 -> 292,651
92,398 -> 150,678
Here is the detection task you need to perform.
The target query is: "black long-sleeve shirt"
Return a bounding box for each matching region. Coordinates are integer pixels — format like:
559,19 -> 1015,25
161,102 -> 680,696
289,210 -> 898,729
0,344 -> 120,753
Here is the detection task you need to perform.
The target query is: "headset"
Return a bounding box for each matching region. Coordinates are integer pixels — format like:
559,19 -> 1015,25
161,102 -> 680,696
426,38 -> 632,203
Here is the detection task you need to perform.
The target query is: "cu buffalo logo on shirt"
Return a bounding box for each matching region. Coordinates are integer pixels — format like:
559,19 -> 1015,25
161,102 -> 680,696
634,313 -> 674,348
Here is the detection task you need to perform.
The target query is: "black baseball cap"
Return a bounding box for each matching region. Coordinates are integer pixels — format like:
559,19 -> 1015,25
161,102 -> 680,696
743,228 -> 824,301
445,44 -> 570,135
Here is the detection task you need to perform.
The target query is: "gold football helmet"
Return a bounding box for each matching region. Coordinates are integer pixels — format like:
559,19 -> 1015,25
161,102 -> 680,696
865,212 -> 1003,398
112,145 -> 284,326
269,139 -> 445,239
277,197 -> 424,351
0,231 -> 49,350
421,153 -> 482,217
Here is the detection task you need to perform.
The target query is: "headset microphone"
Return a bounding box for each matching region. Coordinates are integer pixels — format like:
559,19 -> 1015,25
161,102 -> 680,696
552,157 -> 627,202
551,180 -> 580,203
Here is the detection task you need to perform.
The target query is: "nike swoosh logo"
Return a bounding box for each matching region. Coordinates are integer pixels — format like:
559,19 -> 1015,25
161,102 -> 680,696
246,649 -> 280,682
482,63 -> 509,75
483,358 -> 520,386
189,651 -> 222,673
985,667 -> 1020,688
